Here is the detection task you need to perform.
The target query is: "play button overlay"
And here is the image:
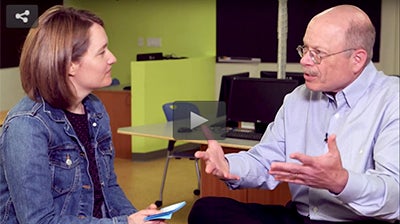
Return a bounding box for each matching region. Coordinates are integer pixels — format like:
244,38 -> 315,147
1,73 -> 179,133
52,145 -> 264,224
190,112 -> 208,129
172,101 -> 226,140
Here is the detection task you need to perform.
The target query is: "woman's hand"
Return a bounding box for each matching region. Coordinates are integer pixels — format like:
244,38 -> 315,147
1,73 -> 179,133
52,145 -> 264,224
127,204 -> 167,224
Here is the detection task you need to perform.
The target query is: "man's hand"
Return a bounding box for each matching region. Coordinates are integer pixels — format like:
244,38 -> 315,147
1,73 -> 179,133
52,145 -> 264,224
194,140 -> 240,180
128,204 -> 167,224
269,134 -> 348,194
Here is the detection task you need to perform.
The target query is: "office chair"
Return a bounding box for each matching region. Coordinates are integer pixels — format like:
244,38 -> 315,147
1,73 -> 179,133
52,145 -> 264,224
155,102 -> 201,207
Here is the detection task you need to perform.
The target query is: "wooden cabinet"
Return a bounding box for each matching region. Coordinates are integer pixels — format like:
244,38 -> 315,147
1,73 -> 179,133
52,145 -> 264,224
0,110 -> 8,127
200,145 -> 291,205
93,86 -> 132,159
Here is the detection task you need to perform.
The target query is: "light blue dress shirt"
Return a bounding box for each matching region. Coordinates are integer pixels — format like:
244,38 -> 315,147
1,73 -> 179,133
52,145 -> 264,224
226,62 -> 399,222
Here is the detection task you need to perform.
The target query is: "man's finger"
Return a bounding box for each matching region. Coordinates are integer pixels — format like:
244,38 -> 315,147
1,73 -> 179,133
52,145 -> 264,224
225,173 -> 241,180
327,134 -> 338,154
290,152 -> 313,165
207,139 -> 221,147
194,150 -> 208,159
201,125 -> 214,140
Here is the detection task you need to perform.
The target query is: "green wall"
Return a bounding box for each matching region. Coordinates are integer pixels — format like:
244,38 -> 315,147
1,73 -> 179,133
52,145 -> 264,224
130,57 -> 215,153
64,0 -> 216,84
64,1 -> 217,155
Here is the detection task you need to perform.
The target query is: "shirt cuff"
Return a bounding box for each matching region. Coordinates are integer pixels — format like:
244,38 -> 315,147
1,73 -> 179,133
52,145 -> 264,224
224,154 -> 245,189
334,170 -> 362,203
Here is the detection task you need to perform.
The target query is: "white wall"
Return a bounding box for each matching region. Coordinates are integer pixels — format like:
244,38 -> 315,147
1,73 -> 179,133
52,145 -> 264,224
377,0 -> 400,75
0,67 -> 25,111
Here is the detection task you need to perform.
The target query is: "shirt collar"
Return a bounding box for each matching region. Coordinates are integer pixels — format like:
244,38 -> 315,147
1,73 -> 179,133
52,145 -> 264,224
341,61 -> 377,108
323,62 -> 377,108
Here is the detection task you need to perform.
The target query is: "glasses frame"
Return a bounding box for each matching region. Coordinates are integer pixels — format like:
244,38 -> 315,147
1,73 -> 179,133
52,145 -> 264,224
296,45 -> 356,64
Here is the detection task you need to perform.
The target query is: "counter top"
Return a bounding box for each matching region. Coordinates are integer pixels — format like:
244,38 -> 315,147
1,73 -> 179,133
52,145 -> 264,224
94,84 -> 131,92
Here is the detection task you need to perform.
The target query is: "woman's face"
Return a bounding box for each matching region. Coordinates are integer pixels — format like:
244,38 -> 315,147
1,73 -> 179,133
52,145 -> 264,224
69,23 -> 116,96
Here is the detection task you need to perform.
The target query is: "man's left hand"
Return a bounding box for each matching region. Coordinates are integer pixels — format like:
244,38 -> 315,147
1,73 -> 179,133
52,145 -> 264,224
269,134 -> 348,194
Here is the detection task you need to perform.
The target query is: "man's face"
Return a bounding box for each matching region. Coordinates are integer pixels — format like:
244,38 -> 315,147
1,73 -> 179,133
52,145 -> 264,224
300,19 -> 357,93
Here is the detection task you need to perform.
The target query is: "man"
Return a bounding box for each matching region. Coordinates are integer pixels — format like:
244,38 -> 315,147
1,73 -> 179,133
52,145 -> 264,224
188,5 -> 399,224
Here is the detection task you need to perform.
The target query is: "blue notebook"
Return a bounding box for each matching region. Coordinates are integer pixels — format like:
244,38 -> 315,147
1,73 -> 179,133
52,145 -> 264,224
144,201 -> 186,221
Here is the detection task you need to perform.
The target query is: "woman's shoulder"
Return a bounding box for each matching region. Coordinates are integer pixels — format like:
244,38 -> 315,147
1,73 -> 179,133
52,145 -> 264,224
7,96 -> 41,117
2,97 -> 48,130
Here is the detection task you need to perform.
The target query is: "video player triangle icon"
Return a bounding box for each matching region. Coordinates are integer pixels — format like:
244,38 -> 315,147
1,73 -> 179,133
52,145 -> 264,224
190,112 -> 208,129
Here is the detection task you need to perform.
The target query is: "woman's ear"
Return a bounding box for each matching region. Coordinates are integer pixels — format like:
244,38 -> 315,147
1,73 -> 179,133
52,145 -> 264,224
69,62 -> 79,76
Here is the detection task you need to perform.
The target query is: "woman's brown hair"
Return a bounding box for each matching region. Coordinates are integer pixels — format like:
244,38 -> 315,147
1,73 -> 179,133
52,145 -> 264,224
19,5 -> 104,109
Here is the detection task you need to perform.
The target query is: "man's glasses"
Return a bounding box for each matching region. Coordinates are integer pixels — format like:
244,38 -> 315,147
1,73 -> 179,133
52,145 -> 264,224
296,45 -> 355,64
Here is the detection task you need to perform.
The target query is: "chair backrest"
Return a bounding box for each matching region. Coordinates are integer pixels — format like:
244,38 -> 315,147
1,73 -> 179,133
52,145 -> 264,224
162,102 -> 200,122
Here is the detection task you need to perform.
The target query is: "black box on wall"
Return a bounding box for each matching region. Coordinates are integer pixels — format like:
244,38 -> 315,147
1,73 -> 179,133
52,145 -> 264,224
136,52 -> 164,61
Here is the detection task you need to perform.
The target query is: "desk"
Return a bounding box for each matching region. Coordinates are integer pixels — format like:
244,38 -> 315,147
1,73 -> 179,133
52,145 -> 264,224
118,122 -> 291,205
118,122 -> 257,150
0,110 -> 8,127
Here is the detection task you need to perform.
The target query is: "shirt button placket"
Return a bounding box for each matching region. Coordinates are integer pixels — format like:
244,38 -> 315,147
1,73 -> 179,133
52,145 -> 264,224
312,206 -> 319,214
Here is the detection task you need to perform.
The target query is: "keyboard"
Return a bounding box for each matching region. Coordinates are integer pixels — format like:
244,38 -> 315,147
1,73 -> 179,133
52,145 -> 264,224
224,129 -> 263,141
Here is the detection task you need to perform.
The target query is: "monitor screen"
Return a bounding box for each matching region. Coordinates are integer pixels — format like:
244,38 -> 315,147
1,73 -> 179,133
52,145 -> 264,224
216,72 -> 250,127
217,72 -> 249,118
218,72 -> 250,102
286,72 -> 305,85
226,77 -> 298,129
260,71 -> 277,79
260,71 -> 305,86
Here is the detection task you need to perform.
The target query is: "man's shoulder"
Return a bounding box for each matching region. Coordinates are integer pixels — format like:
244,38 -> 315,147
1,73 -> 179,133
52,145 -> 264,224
374,74 -> 399,97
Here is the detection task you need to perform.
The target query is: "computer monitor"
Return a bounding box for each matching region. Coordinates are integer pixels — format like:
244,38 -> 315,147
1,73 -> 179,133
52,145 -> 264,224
218,72 -> 250,102
226,77 -> 298,132
260,71 -> 277,79
286,72 -> 305,85
260,71 -> 305,86
217,72 -> 250,127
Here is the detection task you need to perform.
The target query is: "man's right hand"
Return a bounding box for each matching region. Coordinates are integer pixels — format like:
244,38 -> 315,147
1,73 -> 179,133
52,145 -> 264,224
194,140 -> 240,180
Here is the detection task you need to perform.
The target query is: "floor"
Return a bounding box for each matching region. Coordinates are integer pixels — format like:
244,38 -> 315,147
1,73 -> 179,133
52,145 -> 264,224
114,157 -> 200,224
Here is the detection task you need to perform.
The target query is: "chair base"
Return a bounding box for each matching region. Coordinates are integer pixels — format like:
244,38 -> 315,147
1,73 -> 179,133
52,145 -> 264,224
156,141 -> 201,208
193,189 -> 200,196
155,200 -> 163,208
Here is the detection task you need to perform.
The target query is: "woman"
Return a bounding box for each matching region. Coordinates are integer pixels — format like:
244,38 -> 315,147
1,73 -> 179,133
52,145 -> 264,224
0,5 -> 165,224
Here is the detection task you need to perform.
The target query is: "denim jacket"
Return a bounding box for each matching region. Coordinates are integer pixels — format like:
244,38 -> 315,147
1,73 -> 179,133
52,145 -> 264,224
0,95 -> 137,223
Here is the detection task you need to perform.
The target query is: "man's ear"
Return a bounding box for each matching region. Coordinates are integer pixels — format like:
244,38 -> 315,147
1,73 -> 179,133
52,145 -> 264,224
352,49 -> 367,74
69,62 -> 79,76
